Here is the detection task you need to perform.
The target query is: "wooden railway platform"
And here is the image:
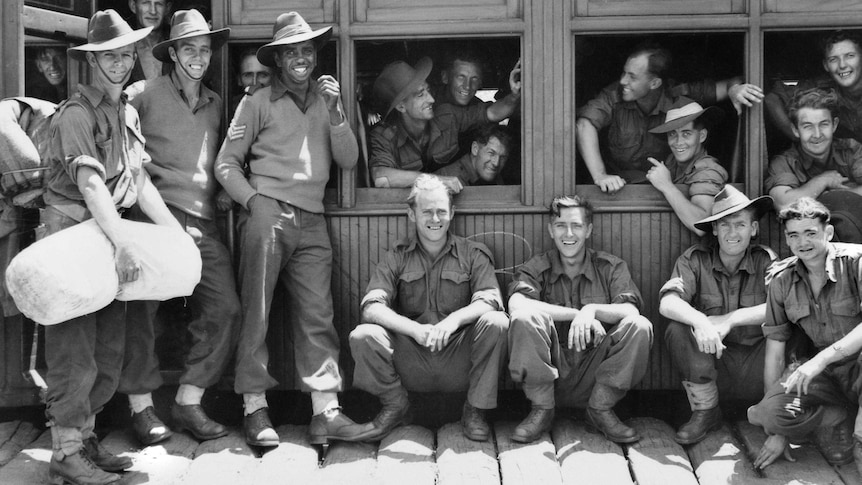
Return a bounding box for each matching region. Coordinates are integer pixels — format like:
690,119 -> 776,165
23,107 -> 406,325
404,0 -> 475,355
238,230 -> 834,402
1,401 -> 860,485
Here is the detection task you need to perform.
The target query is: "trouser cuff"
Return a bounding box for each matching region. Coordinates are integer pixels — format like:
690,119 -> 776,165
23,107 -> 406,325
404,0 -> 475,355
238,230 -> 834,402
523,383 -> 555,409
176,384 -> 205,406
51,425 -> 83,459
682,380 -> 719,411
243,392 -> 268,415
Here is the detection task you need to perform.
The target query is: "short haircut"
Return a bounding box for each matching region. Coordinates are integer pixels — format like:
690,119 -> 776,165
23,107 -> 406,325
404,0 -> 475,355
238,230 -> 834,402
549,195 -> 593,224
473,125 -> 512,151
629,41 -> 672,81
821,30 -> 862,59
443,48 -> 485,75
778,197 -> 831,225
787,87 -> 838,125
236,48 -> 258,69
407,174 -> 453,208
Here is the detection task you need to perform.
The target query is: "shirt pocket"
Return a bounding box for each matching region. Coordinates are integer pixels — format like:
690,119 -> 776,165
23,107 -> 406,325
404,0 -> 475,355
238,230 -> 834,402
831,294 -> 861,317
784,292 -> 811,324
440,269 -> 471,314
396,270 -> 426,315
740,291 -> 766,309
698,293 -> 724,314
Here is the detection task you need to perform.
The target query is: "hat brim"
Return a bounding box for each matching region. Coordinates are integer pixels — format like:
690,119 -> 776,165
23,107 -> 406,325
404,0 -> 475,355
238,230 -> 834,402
694,193 -> 774,232
68,25 -> 154,61
256,26 -> 332,68
384,56 -> 433,118
152,28 -> 231,62
649,105 -> 724,134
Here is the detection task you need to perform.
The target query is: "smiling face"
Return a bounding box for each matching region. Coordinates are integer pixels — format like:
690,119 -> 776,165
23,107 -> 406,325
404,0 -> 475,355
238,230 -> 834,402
713,210 -> 758,259
274,41 -> 317,89
169,36 -> 211,82
548,207 -> 592,260
129,0 -> 169,29
823,39 -> 862,90
666,121 -> 707,164
408,187 -> 452,247
88,45 -> 136,86
784,217 -> 833,267
397,82 -> 435,121
791,107 -> 836,160
471,136 -> 509,182
36,48 -> 66,86
620,54 -> 659,102
443,60 -> 482,106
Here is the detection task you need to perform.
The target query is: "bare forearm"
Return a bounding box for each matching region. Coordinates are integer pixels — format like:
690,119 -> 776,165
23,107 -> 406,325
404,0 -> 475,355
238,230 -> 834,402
660,293 -> 711,327
770,184 -> 828,211
576,118 -> 607,179
659,187 -> 709,236
371,166 -> 422,188
718,303 -> 766,328
587,302 -> 638,324
509,293 -> 578,321
441,300 -> 498,330
765,93 -> 797,141
486,93 -> 520,122
362,302 -> 422,339
764,339 -> 786,392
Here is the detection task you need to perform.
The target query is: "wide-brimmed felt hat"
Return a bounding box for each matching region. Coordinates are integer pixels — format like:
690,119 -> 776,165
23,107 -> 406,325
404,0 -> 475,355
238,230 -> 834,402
649,97 -> 724,134
373,57 -> 433,118
256,12 -> 332,68
152,9 -> 230,62
68,9 -> 153,62
694,185 -> 773,232
818,190 -> 862,243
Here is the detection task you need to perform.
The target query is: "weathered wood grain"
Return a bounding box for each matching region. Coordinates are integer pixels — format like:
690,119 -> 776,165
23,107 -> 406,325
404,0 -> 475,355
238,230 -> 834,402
735,420 -> 843,485
436,422 -> 499,485
318,439 -> 378,485
0,429 -> 51,484
178,428 -> 255,485
495,420 -> 562,485
100,427 -> 200,485
552,417 -> 632,485
685,422 -> 759,485
250,424 -> 319,484
375,424 -> 436,485
627,417 -> 699,485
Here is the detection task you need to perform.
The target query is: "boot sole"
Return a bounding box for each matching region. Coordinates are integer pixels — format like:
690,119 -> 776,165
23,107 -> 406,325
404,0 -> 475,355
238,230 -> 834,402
674,420 -> 723,445
136,429 -> 173,446
49,471 -> 120,485
584,416 -> 640,444
174,424 -> 228,442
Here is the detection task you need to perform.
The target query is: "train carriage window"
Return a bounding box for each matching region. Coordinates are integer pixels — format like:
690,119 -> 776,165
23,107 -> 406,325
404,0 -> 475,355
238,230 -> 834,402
574,34 -> 746,186
355,37 -> 522,191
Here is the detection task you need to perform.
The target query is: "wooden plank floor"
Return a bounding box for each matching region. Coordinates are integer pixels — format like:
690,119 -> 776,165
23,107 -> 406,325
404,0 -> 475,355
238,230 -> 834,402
1,416 -> 861,485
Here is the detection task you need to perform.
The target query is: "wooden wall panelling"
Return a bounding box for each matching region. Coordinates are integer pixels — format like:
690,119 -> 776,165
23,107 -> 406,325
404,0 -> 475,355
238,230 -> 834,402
229,0 -> 335,26
1,1 -> 24,98
353,0 -> 521,23
763,0 -> 862,13
573,0 -> 741,17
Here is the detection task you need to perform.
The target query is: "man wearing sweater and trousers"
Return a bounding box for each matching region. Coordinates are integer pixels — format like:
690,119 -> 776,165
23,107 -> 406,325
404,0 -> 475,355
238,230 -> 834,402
215,11 -> 364,448
120,9 -> 240,447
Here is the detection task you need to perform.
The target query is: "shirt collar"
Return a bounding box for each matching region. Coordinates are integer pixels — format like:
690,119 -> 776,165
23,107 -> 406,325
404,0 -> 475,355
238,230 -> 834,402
270,73 -> 319,107
168,71 -> 216,106
548,248 -> 598,284
710,244 -> 757,276
78,83 -> 125,108
458,154 -> 481,183
791,243 -> 839,283
793,142 -> 834,172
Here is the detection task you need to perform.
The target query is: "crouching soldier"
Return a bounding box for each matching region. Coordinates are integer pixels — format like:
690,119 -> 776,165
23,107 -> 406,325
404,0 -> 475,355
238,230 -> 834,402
507,195 -> 653,443
349,174 -> 509,442
661,186 -> 775,444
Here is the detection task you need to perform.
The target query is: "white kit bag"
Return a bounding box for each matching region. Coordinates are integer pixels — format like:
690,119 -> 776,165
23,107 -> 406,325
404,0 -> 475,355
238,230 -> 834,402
6,219 -> 202,325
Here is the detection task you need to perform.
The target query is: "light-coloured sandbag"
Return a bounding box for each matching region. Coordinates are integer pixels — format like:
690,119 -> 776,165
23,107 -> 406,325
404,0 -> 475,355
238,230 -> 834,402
6,218 -> 202,325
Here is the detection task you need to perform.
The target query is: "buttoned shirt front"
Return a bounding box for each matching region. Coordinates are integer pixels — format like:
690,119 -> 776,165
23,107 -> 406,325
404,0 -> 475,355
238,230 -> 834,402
764,243 -> 862,352
361,233 -> 503,325
661,244 -> 775,346
765,139 -> 862,193
577,80 -> 717,174
369,102 -> 489,174
508,248 -> 643,312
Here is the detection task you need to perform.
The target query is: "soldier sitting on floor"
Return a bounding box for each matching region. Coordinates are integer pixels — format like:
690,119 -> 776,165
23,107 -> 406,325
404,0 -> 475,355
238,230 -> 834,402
660,185 -> 775,445
507,195 -> 653,444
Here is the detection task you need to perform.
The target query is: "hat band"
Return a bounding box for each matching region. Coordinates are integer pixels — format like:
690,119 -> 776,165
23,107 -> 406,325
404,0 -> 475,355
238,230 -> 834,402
274,24 -> 312,41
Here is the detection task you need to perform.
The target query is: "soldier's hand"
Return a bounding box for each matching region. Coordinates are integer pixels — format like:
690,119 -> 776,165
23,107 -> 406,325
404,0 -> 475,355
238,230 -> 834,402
439,176 -> 464,194
216,190 -> 234,212
645,157 -> 673,192
594,173 -> 626,193
692,322 -> 726,359
317,75 -> 341,112
114,240 -> 143,284
508,58 -> 522,96
754,434 -> 793,469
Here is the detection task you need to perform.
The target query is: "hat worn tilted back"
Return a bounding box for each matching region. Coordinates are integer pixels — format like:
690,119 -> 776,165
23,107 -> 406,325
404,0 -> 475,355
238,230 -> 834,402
373,57 -> 433,118
67,9 -> 153,62
152,9 -> 230,62
256,12 -> 332,68
693,185 -> 773,233
649,97 -> 724,134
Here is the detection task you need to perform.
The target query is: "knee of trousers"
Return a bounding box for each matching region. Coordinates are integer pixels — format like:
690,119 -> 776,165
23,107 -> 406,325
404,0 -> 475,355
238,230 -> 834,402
509,309 -> 553,336
619,314 -> 654,345
476,311 -> 509,336
349,323 -> 392,354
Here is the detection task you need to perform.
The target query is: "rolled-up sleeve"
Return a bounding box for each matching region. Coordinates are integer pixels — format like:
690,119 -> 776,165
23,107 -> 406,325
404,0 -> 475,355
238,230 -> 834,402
468,245 -> 503,310
764,152 -> 801,193
360,251 -> 402,312
576,83 -> 617,131
607,259 -> 643,309
763,274 -> 793,341
659,254 -> 698,303
686,158 -> 728,198
54,105 -> 107,184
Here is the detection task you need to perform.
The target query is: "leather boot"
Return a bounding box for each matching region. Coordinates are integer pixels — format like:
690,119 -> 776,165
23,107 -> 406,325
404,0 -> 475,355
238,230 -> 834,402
675,407 -> 722,445
171,403 -> 228,441
244,408 -> 279,447
309,407 -> 375,445
49,449 -> 120,485
675,380 -> 722,445
461,402 -> 490,442
813,417 -> 854,465
586,383 -> 639,443
512,407 -> 555,443
83,436 -> 132,472
356,389 -> 411,442
131,406 -> 172,446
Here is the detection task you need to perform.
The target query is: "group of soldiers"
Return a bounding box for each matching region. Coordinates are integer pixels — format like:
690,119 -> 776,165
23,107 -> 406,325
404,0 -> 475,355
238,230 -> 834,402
6,2 -> 862,484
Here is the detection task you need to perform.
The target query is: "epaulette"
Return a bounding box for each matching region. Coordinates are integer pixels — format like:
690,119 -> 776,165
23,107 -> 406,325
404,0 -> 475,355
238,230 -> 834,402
765,255 -> 797,286
752,244 -> 779,261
